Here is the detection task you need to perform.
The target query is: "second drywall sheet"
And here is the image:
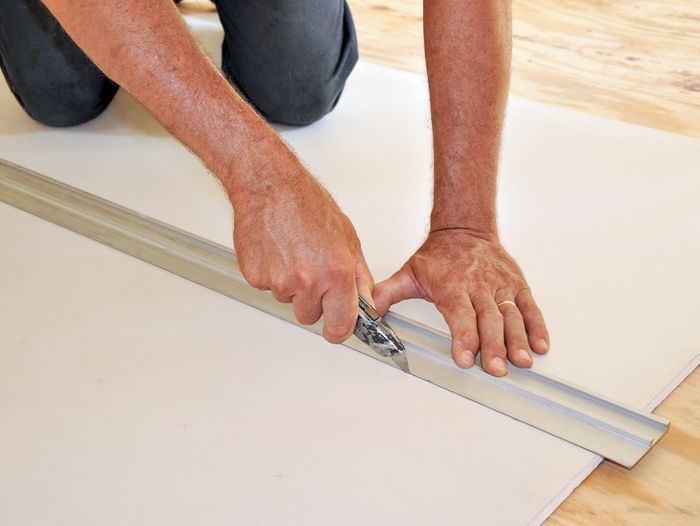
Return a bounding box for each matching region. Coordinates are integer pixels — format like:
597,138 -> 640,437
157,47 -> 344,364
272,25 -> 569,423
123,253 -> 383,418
1,11 -> 699,526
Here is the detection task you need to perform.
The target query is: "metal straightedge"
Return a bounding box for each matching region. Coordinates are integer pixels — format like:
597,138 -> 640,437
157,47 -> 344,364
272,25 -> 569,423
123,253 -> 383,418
0,159 -> 668,467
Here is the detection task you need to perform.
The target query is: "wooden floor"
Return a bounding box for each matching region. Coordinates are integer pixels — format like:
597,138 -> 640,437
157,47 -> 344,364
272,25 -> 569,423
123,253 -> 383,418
349,0 -> 700,138
181,1 -> 700,523
549,367 -> 700,525
348,1 -> 700,524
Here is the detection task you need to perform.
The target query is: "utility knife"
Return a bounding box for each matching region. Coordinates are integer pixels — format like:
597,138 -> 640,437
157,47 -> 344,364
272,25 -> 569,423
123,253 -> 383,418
354,296 -> 409,373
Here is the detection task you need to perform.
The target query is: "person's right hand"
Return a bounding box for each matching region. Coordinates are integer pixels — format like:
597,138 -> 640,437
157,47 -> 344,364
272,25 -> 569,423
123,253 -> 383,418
228,140 -> 374,344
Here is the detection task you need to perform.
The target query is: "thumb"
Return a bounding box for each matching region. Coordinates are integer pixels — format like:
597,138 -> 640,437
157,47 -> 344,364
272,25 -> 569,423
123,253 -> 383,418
355,250 -> 376,309
373,264 -> 422,315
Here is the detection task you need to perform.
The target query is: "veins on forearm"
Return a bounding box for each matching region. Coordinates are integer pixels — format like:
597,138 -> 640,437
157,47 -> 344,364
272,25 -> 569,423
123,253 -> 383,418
423,0 -> 511,233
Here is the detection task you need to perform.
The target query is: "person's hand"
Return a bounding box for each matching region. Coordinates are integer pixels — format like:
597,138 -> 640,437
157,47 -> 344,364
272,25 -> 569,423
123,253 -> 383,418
230,145 -> 374,344
374,229 -> 549,376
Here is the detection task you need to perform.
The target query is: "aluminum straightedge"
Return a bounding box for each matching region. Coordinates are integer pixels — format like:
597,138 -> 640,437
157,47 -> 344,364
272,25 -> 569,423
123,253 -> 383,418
0,159 -> 668,468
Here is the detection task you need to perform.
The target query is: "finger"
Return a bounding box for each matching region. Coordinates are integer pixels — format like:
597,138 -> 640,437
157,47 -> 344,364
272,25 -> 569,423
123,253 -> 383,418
435,293 -> 479,369
373,264 -> 422,315
292,293 -> 322,325
354,249 -> 375,308
321,277 -> 358,344
516,288 -> 550,354
497,300 -> 533,368
471,290 -> 508,376
271,290 -> 292,303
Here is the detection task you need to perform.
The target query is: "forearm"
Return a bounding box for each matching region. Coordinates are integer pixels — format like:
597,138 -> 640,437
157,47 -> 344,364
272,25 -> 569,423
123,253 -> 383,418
41,0 -> 292,205
424,0 -> 512,237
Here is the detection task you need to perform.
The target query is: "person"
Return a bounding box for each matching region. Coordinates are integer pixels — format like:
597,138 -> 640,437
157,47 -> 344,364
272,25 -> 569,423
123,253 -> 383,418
0,0 -> 550,376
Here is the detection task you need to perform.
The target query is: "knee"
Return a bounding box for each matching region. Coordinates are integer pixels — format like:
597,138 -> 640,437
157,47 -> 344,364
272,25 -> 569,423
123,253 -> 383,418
25,101 -> 109,128
0,0 -> 118,127
220,1 -> 358,126
223,46 -> 356,126
247,76 -> 347,126
19,77 -> 117,127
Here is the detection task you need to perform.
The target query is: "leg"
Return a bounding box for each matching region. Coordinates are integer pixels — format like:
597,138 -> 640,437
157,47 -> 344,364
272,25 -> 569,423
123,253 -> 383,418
217,0 -> 358,126
0,0 -> 118,127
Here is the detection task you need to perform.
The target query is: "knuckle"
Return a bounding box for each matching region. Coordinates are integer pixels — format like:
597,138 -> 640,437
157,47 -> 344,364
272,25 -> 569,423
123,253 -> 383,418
446,313 -> 472,333
464,308 -> 480,321
506,330 -> 527,344
514,283 -> 530,296
516,338 -> 531,349
480,308 -> 503,321
268,275 -> 289,294
532,328 -> 549,341
239,261 -> 261,286
532,305 -> 544,318
523,305 -> 543,320
494,286 -> 512,301
482,343 -> 506,357
457,333 -> 479,350
293,268 -> 316,292
472,282 -> 491,296
443,292 -> 473,312
243,271 -> 265,290
325,259 -> 353,284
294,301 -> 320,325
505,307 -> 524,322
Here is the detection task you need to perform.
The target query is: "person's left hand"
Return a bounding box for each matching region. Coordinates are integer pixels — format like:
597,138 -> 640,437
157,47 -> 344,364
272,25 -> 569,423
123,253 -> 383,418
373,229 -> 550,376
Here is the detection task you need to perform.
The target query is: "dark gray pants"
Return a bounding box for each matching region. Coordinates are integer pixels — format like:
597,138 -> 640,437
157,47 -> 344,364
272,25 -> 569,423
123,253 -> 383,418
0,0 -> 358,127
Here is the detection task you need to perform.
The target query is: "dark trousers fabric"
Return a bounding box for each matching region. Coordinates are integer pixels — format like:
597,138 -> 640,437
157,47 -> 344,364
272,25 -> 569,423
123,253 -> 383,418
0,0 -> 358,127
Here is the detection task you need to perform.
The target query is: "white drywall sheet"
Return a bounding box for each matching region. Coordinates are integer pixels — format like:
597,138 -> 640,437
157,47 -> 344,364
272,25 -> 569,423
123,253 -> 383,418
0,12 -> 698,526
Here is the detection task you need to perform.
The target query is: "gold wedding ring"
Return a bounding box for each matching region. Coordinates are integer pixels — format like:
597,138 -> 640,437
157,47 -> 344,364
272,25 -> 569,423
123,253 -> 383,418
497,300 -> 517,309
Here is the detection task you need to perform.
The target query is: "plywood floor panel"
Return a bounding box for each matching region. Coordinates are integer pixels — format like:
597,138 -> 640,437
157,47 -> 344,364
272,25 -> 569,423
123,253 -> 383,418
343,0 -> 700,138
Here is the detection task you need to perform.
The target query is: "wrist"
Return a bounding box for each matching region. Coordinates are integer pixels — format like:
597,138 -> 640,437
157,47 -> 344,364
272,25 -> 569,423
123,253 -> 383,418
428,225 -> 500,243
216,121 -> 296,209
430,207 -> 498,240
430,159 -> 499,238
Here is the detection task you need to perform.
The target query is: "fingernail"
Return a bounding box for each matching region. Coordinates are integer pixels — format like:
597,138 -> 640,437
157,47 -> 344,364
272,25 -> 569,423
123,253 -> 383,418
491,357 -> 507,376
325,325 -> 350,339
460,350 -> 474,368
537,339 -> 549,352
517,349 -> 532,365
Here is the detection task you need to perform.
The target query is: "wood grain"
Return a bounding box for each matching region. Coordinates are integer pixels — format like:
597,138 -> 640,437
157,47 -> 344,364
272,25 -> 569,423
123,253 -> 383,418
348,0 -> 700,138
178,1 -> 700,522
549,366 -> 700,525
